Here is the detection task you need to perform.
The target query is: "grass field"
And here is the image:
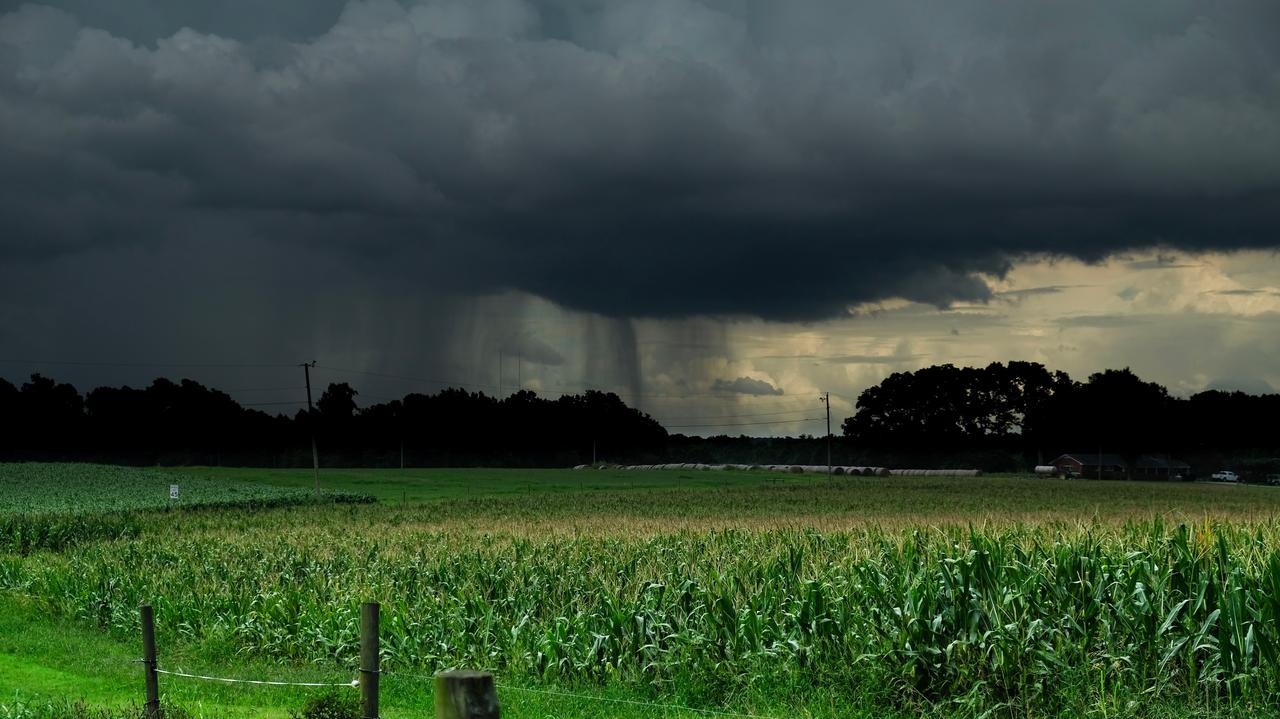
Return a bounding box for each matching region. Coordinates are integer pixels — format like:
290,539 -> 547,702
4,464 -> 1280,718
0,464 -> 371,554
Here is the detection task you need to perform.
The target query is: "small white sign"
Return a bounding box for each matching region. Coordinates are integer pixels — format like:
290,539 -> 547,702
169,484 -> 179,500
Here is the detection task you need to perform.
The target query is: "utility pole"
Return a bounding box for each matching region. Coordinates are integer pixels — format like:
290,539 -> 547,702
498,351 -> 503,399
301,361 -> 320,496
825,392 -> 832,475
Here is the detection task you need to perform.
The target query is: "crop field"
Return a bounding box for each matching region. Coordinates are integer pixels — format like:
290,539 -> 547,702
0,464 -> 372,516
0,464 -> 372,554
4,464 -> 1280,718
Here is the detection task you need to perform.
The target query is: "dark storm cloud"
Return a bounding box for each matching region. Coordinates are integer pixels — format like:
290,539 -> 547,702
994,285 -> 1094,304
2,0 -> 1280,322
1204,288 -> 1280,297
1126,256 -> 1201,271
1057,314 -> 1153,329
712,376 -> 783,396
997,286 -> 1069,299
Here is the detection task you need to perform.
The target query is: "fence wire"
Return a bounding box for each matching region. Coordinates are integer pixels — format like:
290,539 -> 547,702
153,667 -> 357,689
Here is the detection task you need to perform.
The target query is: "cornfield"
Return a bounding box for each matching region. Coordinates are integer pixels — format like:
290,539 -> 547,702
6,516 -> 1280,713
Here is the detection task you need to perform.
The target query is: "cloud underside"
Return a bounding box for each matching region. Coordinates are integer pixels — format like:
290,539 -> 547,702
712,376 -> 783,396
2,0 -> 1279,322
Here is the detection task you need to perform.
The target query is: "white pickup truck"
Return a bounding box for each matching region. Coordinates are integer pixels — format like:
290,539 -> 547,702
1211,470 -> 1239,482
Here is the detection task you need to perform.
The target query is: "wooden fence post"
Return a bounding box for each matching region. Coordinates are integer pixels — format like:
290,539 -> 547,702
434,670 -> 500,719
360,602 -> 380,719
140,604 -> 160,719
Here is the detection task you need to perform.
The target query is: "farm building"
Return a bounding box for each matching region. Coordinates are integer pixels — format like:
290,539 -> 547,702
1133,455 -> 1191,479
1051,453 -> 1128,479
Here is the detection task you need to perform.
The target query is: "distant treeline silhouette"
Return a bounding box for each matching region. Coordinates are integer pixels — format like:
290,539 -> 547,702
0,375 -> 667,466
0,363 -> 1277,470
844,361 -> 1280,469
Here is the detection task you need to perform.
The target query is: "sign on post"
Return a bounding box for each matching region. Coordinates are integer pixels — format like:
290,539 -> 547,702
169,484 -> 179,500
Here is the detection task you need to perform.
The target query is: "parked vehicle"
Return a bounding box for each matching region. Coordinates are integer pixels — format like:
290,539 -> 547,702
1266,474 -> 1280,486
1211,470 -> 1240,482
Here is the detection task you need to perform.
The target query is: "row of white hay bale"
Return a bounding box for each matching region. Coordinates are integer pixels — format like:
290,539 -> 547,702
887,468 -> 983,477
834,466 -> 892,476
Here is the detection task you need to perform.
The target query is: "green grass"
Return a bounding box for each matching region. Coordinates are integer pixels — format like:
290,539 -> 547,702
0,464 -> 369,515
7,465 -> 1280,717
0,464 -> 372,554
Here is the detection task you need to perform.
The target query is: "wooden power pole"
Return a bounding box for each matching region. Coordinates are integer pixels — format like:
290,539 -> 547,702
301,361 -> 320,496
821,392 -> 832,476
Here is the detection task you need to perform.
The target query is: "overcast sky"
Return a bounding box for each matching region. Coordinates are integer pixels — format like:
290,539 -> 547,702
2,0 -> 1278,434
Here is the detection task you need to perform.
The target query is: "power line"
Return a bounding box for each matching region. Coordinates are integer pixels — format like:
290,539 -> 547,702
664,417 -> 825,429
650,408 -> 819,422
314,365 -> 500,392
2,357 -> 855,414
314,364 -> 818,402
241,400 -> 308,407
0,359 -> 294,369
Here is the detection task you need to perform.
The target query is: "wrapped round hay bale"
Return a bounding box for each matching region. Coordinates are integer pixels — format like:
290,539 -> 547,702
831,466 -> 846,475
573,464 -> 588,470
870,467 -> 891,476
789,465 -> 805,474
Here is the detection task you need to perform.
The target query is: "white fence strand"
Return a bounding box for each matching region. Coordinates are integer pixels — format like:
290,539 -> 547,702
153,667 -> 357,688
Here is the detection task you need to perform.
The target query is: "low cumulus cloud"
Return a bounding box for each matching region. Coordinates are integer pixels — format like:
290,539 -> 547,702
2,0 -> 1279,325
712,376 -> 784,396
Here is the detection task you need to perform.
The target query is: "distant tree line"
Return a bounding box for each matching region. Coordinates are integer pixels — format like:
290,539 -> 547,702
842,361 -> 1280,466
1,362 -> 1277,470
0,374 -> 666,466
